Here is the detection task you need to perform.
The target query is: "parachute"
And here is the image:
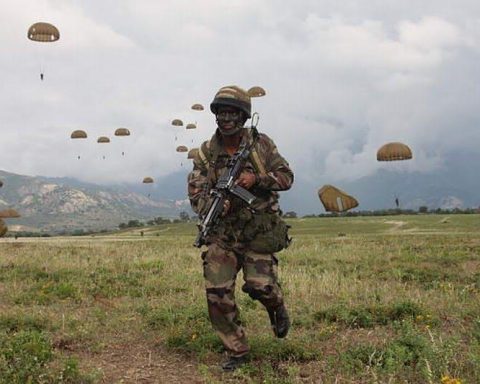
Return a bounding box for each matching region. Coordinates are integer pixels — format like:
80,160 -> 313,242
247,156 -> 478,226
171,119 -> 183,127
143,177 -> 154,184
0,219 -> 6,237
114,128 -> 130,136
114,128 -> 130,156
187,148 -> 199,159
0,209 -> 21,219
71,130 -> 87,159
176,145 -> 188,153
377,142 -> 412,161
27,22 -> 60,42
318,185 -> 359,213
248,86 -> 266,98
27,22 -> 60,80
191,103 -> 204,111
97,136 -> 110,159
71,130 -> 87,139
186,123 -> 196,130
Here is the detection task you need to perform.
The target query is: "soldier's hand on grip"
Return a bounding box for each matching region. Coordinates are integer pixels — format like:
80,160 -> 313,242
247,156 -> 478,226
222,199 -> 231,217
235,171 -> 256,190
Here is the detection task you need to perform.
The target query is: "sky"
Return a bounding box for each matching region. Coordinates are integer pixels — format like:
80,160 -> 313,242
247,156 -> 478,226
1,0 -> 479,186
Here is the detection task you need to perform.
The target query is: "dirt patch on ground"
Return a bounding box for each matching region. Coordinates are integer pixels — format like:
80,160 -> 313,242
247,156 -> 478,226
76,342 -> 205,384
384,220 -> 407,231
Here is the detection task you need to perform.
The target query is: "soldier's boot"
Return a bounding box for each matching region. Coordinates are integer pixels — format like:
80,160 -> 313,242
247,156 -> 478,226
222,354 -> 249,371
267,304 -> 290,338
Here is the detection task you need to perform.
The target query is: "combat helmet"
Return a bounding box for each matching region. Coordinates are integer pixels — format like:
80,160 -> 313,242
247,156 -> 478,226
210,85 -> 251,118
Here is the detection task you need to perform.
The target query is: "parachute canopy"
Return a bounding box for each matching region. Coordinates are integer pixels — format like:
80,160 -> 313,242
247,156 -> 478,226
318,185 -> 359,213
172,119 -> 183,127
187,148 -> 199,159
191,103 -> 204,111
71,130 -> 87,139
97,136 -> 110,143
176,145 -> 188,153
0,219 -> 6,237
114,128 -> 130,136
377,142 -> 412,161
27,22 -> 60,42
248,86 -> 266,98
142,177 -> 154,184
0,209 -> 21,219
186,123 -> 196,130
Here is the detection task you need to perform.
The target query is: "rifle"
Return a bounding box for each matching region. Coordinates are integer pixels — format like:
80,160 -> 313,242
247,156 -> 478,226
193,114 -> 259,248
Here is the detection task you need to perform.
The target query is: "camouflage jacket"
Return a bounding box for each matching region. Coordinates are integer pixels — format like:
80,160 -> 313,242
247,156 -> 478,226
187,127 -> 294,217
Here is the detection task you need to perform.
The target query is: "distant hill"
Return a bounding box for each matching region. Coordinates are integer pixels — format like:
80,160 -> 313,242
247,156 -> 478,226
2,150 -> 478,231
282,151 -> 480,215
0,170 -> 191,233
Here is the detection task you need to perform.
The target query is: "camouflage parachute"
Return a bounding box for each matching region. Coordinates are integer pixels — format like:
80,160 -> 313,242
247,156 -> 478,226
247,86 -> 266,98
176,145 -> 188,153
0,219 -> 6,237
318,185 -> 359,213
114,128 -> 130,136
142,177 -> 154,184
377,142 -> 412,161
172,119 -> 184,127
186,123 -> 196,130
97,136 -> 110,143
27,22 -> 60,42
0,209 -> 21,219
187,148 -> 199,159
191,104 -> 204,111
71,130 -> 87,139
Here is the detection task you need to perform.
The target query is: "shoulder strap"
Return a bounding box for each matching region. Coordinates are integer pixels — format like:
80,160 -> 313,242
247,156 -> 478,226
248,131 -> 267,177
198,139 -> 221,186
197,141 -> 210,169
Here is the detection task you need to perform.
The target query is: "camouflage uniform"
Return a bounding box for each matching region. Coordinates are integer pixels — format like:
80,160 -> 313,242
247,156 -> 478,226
188,127 -> 294,357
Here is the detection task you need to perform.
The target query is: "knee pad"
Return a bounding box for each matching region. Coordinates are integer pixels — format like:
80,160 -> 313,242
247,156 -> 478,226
242,284 -> 272,300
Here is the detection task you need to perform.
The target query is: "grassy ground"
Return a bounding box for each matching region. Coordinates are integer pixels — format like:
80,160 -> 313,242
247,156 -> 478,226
1,214 -> 479,383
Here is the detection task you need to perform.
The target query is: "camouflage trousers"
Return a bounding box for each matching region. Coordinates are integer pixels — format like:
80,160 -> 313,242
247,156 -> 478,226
202,242 -> 284,357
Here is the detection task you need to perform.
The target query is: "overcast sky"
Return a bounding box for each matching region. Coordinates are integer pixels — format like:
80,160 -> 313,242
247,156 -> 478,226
1,0 -> 479,185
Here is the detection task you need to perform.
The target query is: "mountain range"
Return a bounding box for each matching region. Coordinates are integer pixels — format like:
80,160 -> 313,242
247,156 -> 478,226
1,151 -> 478,232
0,170 -> 191,233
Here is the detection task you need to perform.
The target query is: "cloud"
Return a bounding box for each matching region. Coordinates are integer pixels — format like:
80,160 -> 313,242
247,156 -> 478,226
0,1 -> 479,187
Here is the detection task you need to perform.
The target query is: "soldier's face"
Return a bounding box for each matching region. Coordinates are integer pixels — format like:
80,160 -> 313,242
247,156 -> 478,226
216,106 -> 243,135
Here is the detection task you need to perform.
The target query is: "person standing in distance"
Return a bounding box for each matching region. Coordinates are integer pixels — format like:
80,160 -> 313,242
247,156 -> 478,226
188,85 -> 294,371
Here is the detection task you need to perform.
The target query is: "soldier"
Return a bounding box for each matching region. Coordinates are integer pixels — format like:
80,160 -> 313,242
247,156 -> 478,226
188,85 -> 294,371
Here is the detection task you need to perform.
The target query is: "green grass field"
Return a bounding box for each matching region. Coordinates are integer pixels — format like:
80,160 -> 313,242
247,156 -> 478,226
1,214 -> 479,383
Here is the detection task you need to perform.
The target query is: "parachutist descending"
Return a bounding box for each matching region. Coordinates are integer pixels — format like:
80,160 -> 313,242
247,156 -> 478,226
71,130 -> 87,160
114,128 -> 130,157
395,197 -> 400,208
28,22 -> 59,81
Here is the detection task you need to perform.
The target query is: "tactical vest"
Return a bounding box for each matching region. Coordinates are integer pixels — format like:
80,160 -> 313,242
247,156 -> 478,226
196,129 -> 291,253
196,129 -> 267,186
